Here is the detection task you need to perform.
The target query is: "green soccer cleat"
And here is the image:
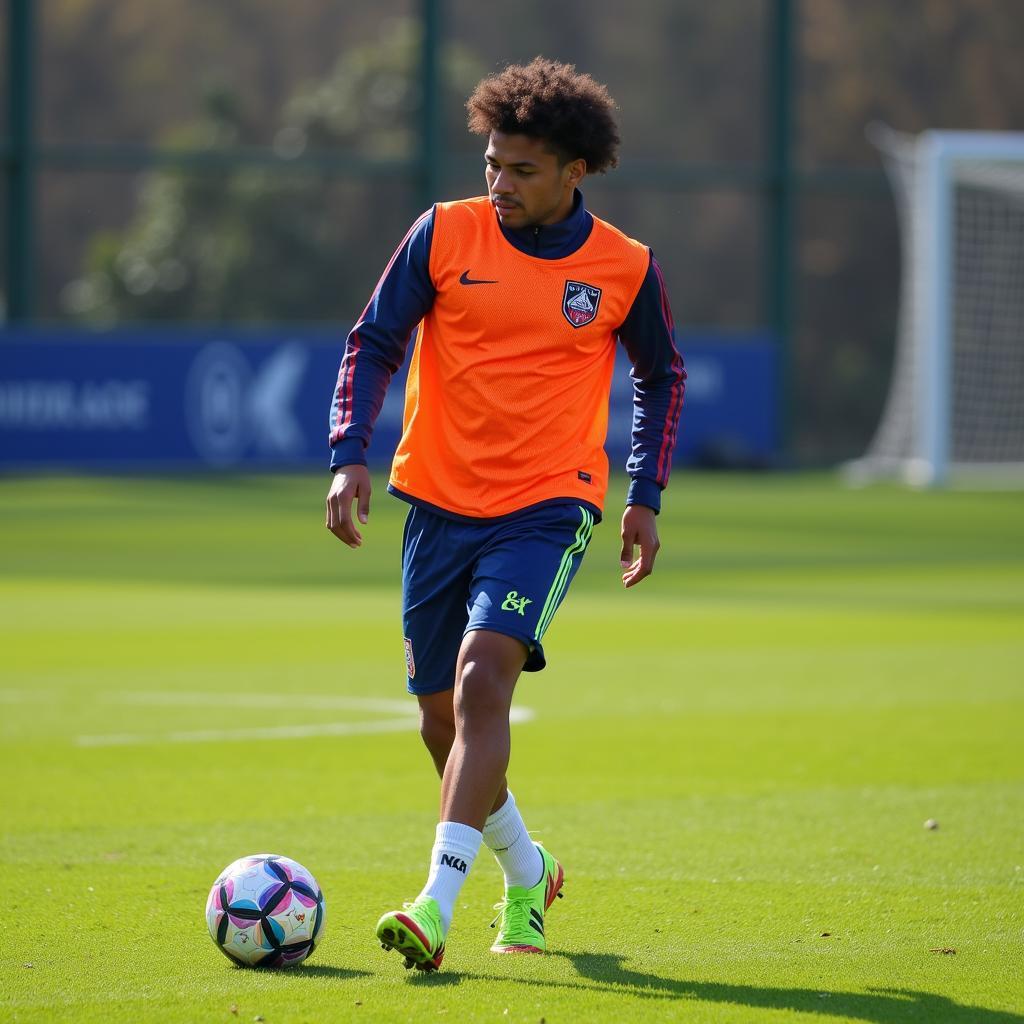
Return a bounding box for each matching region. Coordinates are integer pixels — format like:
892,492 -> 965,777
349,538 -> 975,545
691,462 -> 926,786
490,843 -> 564,954
376,895 -> 446,972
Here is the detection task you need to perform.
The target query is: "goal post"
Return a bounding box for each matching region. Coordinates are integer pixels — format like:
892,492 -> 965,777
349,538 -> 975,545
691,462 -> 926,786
847,127 -> 1024,487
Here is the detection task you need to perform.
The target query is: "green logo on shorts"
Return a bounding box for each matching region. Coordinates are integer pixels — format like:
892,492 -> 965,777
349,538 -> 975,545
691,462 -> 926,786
501,590 -> 533,616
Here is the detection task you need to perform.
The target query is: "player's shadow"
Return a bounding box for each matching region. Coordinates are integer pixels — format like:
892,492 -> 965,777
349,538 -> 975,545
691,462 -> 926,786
554,951 -> 1024,1023
404,969 -> 462,987
394,947 -> 1022,1021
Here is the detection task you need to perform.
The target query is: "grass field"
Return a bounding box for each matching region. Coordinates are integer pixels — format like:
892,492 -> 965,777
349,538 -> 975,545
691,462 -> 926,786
2,472 -> 1022,1024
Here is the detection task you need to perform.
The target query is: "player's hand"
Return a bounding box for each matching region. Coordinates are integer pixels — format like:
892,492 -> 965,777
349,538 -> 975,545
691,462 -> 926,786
619,504 -> 660,588
326,464 -> 372,548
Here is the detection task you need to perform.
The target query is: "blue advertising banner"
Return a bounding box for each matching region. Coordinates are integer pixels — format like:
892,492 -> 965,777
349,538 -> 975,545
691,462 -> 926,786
0,328 -> 776,471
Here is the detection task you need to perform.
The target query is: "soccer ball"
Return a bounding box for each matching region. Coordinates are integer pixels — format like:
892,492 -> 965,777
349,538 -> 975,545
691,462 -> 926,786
205,853 -> 326,968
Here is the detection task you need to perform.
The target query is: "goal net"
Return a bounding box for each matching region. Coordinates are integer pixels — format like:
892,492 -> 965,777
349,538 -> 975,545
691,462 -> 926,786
847,127 -> 1024,486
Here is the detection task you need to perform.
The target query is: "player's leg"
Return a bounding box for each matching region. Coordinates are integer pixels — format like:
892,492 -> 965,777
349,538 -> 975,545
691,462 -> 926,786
378,504 -> 589,967
377,506 -> 474,971
417,690 -> 455,778
440,629 -> 526,827
419,663 -> 539,892
393,630 -> 524,958
378,606 -> 528,970
464,503 -> 593,952
418,688 -> 510,815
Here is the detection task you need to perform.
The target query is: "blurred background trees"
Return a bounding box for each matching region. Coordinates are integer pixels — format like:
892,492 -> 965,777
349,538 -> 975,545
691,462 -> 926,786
58,15 -> 483,324
8,0 -> 1024,461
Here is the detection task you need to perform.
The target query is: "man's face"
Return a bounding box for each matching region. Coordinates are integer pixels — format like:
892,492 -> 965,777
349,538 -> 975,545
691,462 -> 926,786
484,131 -> 585,229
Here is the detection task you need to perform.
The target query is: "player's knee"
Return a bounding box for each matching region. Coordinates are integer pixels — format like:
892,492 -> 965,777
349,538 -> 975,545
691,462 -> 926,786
454,660 -> 512,725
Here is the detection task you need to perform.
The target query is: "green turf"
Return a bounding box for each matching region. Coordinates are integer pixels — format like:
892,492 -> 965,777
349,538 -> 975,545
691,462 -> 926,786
1,472 -> 1022,1023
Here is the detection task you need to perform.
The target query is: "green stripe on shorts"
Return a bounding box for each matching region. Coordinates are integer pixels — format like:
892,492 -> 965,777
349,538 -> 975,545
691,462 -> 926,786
534,506 -> 594,642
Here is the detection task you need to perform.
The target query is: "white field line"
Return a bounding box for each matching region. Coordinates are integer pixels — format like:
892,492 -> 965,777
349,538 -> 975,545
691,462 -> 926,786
73,690 -> 534,747
0,689 -> 52,703
101,690 -> 415,714
76,717 -> 417,747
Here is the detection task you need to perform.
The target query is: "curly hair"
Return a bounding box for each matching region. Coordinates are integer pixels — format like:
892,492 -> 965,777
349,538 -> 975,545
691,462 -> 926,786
466,58 -> 620,173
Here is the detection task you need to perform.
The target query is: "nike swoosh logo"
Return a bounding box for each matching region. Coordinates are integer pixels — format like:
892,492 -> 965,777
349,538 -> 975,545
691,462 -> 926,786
459,270 -> 499,286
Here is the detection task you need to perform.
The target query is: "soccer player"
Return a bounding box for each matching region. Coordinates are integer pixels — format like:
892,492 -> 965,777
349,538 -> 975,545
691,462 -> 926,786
326,58 -> 685,972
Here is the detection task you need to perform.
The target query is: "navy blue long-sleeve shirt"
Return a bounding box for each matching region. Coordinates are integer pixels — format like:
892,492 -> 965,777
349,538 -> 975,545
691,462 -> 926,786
329,190 -> 684,513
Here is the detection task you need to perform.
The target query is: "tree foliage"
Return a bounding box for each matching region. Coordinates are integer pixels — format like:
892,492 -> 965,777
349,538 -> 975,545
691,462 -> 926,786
28,0 -> 1024,459
64,18 -> 482,324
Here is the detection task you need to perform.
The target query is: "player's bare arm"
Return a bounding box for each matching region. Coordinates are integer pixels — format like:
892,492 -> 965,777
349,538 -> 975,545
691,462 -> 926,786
619,503 -> 661,587
325,464 -> 371,548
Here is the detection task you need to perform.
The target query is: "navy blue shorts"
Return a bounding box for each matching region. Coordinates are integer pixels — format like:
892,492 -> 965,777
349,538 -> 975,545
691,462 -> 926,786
401,502 -> 597,696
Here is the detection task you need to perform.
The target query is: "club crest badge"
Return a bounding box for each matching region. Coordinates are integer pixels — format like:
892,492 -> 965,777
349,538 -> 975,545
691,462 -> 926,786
562,280 -> 602,328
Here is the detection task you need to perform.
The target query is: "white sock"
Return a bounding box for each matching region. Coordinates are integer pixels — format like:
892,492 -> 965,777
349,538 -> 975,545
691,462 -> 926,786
419,821 -> 482,931
482,791 -> 544,890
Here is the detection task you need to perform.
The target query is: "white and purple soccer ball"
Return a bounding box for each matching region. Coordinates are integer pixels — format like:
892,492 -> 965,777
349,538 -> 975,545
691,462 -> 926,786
205,853 -> 326,968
